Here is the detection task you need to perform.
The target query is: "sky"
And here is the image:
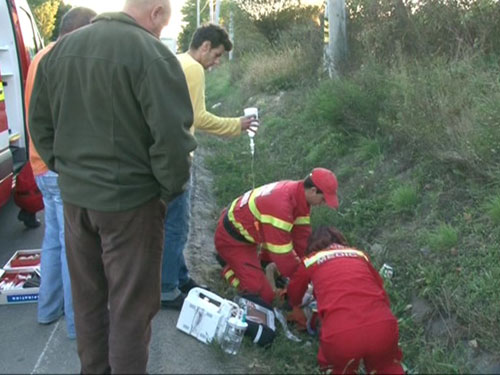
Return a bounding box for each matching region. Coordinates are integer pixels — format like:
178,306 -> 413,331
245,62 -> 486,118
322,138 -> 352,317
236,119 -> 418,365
65,0 -> 186,39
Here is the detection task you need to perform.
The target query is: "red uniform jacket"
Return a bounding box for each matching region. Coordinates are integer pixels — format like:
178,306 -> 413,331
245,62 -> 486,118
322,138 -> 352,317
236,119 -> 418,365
287,244 -> 396,337
227,180 -> 311,277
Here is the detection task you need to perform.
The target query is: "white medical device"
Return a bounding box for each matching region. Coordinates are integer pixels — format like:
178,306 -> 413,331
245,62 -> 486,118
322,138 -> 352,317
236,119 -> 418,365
176,287 -> 240,344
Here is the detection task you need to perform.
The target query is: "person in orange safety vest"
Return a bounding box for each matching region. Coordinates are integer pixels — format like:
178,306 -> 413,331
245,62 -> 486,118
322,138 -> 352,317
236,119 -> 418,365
287,226 -> 404,374
214,167 -> 339,305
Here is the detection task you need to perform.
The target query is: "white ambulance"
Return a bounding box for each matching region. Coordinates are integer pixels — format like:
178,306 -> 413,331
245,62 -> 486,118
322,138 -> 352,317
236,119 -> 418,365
0,0 -> 43,208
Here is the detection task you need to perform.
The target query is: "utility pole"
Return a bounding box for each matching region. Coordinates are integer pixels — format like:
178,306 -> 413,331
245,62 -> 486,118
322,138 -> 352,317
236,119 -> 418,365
327,0 -> 347,78
215,0 -> 221,24
209,0 -> 214,23
196,0 -> 200,27
229,10 -> 234,60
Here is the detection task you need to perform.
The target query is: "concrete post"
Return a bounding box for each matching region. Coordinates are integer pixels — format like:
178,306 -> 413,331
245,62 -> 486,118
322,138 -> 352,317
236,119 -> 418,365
197,0 -> 200,27
327,0 -> 347,78
229,10 -> 234,60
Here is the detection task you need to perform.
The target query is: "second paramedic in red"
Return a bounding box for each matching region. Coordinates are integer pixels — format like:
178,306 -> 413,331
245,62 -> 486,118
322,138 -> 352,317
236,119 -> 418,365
214,168 -> 339,304
287,226 -> 404,374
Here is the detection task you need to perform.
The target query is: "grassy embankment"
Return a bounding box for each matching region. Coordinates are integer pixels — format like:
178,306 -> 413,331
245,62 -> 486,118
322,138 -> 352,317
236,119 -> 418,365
194,2 -> 500,373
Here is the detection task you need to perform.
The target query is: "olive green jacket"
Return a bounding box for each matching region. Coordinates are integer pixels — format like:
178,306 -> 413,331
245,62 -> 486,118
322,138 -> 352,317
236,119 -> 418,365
29,12 -> 196,211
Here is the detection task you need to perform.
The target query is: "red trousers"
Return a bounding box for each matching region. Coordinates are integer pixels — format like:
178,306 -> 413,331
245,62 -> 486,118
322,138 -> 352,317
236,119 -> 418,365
13,163 -> 44,213
214,213 -> 275,304
318,318 -> 404,374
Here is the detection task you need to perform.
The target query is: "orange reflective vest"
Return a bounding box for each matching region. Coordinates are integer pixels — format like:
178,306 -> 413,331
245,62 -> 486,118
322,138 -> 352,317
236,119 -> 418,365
227,180 -> 311,277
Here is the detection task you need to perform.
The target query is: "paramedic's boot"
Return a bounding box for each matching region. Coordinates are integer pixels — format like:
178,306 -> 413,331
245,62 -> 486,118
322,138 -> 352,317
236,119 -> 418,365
18,209 -> 41,229
214,252 -> 226,267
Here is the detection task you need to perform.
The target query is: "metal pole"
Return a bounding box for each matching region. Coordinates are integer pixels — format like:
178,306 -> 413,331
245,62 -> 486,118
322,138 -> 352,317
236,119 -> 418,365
215,0 -> 221,24
197,0 -> 200,27
229,10 -> 234,60
209,0 -> 214,23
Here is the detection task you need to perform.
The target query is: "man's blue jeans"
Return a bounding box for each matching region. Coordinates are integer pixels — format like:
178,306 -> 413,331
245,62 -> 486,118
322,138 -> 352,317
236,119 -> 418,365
161,186 -> 191,300
35,171 -> 75,339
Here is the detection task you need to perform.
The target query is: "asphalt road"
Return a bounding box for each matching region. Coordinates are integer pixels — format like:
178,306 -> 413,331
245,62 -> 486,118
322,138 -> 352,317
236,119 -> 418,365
0,197 -> 250,374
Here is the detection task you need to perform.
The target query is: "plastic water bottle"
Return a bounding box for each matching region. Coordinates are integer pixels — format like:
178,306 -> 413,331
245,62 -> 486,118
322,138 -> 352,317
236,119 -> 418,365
220,316 -> 248,355
243,107 -> 259,139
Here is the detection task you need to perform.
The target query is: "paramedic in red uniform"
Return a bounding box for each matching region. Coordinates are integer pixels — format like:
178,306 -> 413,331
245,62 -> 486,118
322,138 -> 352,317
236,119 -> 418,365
287,226 -> 404,375
214,168 -> 339,305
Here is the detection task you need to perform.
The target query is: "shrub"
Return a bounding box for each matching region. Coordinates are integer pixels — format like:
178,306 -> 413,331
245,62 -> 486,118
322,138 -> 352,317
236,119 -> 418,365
302,65 -> 391,137
239,45 -> 317,93
234,0 -> 321,45
347,0 -> 500,67
388,56 -> 500,176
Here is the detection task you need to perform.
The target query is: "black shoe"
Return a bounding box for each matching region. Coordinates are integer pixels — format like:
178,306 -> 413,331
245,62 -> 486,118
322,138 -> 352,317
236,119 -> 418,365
161,293 -> 186,310
214,253 -> 226,267
179,278 -> 207,294
18,209 -> 41,229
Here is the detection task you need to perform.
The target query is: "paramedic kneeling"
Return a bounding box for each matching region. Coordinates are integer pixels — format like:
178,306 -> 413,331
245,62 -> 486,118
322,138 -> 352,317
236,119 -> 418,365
214,168 -> 339,305
287,226 -> 404,375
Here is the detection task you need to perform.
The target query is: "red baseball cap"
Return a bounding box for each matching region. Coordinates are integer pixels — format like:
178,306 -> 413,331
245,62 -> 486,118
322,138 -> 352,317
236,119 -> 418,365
310,168 -> 339,209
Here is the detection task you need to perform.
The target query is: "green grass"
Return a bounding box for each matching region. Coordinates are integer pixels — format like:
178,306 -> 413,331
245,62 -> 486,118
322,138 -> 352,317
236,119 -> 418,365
389,185 -> 419,214
484,195 -> 500,224
355,136 -> 384,161
427,224 -> 458,252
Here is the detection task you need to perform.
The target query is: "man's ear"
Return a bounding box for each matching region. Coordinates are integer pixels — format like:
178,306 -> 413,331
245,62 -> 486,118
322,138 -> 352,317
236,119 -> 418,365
151,5 -> 161,19
200,40 -> 212,52
151,4 -> 169,24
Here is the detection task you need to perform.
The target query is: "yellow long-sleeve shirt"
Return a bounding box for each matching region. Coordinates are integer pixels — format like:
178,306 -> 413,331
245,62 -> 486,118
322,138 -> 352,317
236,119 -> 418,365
177,53 -> 241,137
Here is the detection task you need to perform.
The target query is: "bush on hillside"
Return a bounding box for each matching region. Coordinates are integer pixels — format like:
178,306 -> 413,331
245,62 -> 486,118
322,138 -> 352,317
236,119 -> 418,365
236,21 -> 323,94
386,55 -> 500,177
347,0 -> 500,66
302,64 -> 391,137
234,0 -> 322,45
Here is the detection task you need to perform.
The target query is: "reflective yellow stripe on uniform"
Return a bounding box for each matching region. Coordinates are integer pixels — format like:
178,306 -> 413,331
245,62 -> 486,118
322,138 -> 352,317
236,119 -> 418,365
223,268 -> 240,288
228,198 -> 256,243
248,187 -> 293,232
0,81 -> 5,101
263,241 -> 294,254
304,248 -> 368,268
224,269 -> 235,280
294,216 -> 310,225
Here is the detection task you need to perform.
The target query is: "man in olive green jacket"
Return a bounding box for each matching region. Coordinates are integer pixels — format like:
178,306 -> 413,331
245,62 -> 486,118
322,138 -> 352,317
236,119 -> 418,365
29,0 -> 196,373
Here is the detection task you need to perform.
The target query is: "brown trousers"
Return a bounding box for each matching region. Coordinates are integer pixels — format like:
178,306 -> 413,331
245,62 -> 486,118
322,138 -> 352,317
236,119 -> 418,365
64,198 -> 166,374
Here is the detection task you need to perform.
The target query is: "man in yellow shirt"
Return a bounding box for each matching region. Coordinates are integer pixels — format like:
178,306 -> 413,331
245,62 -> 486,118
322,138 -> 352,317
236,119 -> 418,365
161,24 -> 258,308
